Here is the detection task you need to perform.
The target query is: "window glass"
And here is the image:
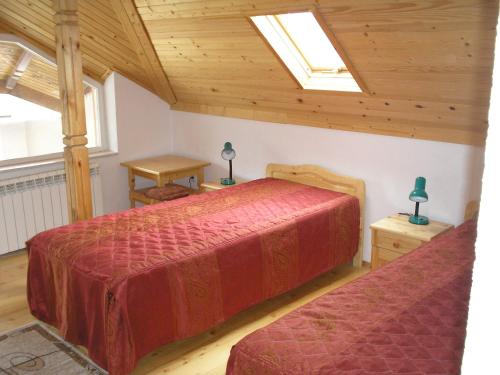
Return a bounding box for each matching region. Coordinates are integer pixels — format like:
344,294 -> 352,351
251,12 -> 363,92
276,12 -> 345,72
0,40 -> 107,166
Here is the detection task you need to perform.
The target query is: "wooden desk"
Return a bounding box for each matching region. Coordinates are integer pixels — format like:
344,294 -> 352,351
121,155 -> 210,207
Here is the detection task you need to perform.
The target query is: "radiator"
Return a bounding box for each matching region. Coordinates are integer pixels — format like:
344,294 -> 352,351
0,165 -> 103,254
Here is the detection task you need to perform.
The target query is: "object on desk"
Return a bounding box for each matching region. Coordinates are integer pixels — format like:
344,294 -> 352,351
144,183 -> 190,201
409,176 -> 429,225
220,142 -> 236,185
201,179 -> 248,192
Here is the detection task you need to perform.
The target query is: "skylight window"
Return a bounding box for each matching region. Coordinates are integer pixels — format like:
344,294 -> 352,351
251,11 -> 365,92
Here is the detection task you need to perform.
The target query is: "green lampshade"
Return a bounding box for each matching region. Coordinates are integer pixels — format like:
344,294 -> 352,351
409,177 -> 428,203
220,141 -> 236,185
221,142 -> 236,161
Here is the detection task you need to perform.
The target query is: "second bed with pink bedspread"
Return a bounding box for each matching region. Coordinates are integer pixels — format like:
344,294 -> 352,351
227,220 -> 476,375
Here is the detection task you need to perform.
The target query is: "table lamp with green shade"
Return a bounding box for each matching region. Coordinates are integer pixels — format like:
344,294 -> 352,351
409,176 -> 429,225
220,142 -> 236,185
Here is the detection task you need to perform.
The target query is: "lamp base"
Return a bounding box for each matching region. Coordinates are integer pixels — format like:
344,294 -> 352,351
220,178 -> 235,185
409,215 -> 429,225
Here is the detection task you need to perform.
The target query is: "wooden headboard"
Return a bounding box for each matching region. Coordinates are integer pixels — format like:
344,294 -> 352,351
266,163 -> 366,267
464,200 -> 480,221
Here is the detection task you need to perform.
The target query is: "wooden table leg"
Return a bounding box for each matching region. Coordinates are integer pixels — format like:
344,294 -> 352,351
156,175 -> 163,187
196,168 -> 205,190
158,173 -> 172,187
127,168 -> 136,208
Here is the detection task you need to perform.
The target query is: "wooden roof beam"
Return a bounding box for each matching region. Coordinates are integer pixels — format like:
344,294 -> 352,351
5,49 -> 33,90
110,0 -> 177,105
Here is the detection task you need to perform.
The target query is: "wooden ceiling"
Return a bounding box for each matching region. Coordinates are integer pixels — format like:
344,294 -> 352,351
137,0 -> 497,145
1,0 -> 497,145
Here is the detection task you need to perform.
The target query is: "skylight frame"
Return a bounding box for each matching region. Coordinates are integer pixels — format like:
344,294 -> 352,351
250,9 -> 368,94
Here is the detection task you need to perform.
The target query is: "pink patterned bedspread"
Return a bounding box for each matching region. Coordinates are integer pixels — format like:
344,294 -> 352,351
227,220 -> 477,375
26,178 -> 360,375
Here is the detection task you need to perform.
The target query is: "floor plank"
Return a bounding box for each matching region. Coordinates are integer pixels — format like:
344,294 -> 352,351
0,250 -> 369,374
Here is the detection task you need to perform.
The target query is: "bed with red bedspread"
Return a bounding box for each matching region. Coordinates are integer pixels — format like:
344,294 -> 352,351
27,178 -> 360,375
227,219 -> 477,375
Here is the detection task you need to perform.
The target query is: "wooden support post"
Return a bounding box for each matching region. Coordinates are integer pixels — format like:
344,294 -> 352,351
53,0 -> 93,222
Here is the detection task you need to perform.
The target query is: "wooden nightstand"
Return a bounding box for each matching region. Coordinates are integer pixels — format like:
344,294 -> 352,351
200,179 -> 247,192
370,214 -> 453,270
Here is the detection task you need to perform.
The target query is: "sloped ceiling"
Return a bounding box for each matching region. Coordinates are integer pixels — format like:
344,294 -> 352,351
0,0 -> 497,145
136,0 -> 498,145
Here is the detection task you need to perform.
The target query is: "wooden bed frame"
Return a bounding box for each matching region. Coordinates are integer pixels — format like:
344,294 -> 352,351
464,200 -> 480,221
266,163 -> 366,267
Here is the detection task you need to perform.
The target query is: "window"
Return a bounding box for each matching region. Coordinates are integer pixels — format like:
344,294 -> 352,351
251,11 -> 365,92
0,36 -> 109,168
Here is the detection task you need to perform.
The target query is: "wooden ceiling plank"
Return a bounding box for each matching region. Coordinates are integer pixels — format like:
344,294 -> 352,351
79,1 -> 133,39
18,56 -> 60,98
173,91 -> 487,132
172,101 -> 485,146
3,0 -> 55,30
7,0 -> 149,75
110,0 -> 177,104
0,3 -> 55,42
135,0 -> 496,21
178,87 -> 489,119
169,77 -> 489,105
172,88 -> 488,130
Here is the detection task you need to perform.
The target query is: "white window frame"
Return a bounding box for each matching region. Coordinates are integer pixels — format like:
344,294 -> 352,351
250,10 -> 368,93
0,34 -> 111,169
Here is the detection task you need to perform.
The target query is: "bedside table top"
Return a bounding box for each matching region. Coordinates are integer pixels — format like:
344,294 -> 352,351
201,179 -> 248,190
121,155 -> 210,175
370,214 -> 454,242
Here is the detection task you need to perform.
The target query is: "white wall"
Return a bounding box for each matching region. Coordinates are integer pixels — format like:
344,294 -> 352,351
0,72 -> 173,214
171,111 -> 484,261
96,72 -> 172,213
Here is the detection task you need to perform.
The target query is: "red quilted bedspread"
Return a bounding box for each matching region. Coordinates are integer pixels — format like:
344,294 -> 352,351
26,178 -> 359,375
227,220 -> 477,375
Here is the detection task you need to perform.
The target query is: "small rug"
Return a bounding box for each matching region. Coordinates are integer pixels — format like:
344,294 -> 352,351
0,322 -> 107,374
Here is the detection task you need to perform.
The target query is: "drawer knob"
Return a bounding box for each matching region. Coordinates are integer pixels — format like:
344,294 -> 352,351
393,242 -> 400,249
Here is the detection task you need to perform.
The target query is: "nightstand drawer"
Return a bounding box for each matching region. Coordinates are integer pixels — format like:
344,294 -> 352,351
372,246 -> 403,269
375,230 -> 423,254
371,215 -> 454,271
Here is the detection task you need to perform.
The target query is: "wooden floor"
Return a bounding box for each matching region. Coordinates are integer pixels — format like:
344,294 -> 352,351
0,250 -> 369,374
